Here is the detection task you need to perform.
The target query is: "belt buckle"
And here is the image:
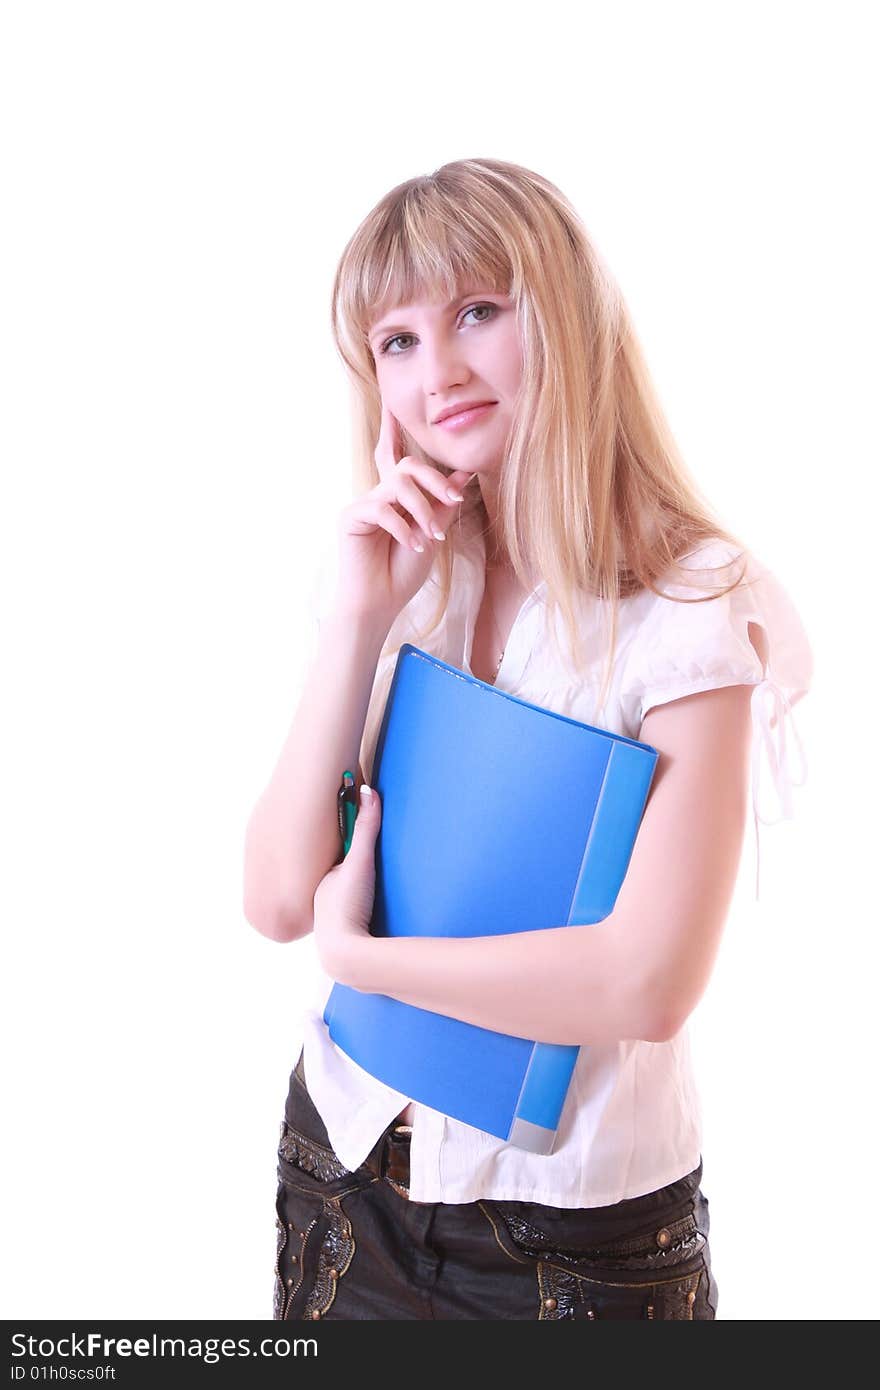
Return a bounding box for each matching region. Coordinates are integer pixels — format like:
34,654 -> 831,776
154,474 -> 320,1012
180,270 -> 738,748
382,1127 -> 412,1200
384,1174 -> 411,1200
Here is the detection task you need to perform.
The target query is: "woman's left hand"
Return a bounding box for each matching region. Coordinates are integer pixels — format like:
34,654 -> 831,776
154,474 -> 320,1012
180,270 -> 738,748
312,784 -> 382,985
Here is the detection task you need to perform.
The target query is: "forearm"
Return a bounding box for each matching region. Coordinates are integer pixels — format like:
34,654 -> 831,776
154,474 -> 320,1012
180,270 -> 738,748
340,921 -> 661,1046
243,608 -> 390,942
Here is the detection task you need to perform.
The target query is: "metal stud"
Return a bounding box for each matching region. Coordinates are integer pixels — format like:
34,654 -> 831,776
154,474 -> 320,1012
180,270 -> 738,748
310,1310 -> 321,1320
543,1297 -> 557,1310
656,1227 -> 672,1248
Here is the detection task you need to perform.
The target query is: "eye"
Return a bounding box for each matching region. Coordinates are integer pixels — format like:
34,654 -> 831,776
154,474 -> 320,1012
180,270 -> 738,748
378,302 -> 498,357
378,332 -> 415,357
465,303 -> 495,324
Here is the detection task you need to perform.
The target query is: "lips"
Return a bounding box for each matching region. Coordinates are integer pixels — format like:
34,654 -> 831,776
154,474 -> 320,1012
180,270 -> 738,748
433,399 -> 497,424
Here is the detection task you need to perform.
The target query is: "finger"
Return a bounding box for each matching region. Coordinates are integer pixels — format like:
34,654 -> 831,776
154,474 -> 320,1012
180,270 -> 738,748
374,401 -> 404,486
371,498 -> 430,553
393,473 -> 449,543
350,784 -> 380,845
442,471 -> 476,502
394,459 -> 477,506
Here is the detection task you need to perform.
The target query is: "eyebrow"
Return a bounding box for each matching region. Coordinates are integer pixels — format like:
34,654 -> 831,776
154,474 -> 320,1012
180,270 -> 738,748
369,290 -> 499,343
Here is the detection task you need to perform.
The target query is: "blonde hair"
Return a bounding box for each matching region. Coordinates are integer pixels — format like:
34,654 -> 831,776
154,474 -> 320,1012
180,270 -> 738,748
330,157 -> 753,718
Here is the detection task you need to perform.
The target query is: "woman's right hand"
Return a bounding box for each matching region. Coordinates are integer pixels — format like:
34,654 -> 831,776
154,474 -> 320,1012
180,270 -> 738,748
331,401 -> 475,627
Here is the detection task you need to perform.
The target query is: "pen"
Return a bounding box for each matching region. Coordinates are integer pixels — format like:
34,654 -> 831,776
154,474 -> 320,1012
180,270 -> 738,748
337,770 -> 358,857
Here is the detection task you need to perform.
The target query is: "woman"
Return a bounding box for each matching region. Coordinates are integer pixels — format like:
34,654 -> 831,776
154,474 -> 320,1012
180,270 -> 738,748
243,157 -> 813,1320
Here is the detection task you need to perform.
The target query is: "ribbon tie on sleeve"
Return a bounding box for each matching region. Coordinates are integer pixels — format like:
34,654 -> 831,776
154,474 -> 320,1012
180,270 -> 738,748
749,676 -> 808,902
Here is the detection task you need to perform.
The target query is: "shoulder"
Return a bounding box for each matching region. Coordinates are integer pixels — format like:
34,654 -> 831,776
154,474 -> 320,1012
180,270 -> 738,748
642,536 -> 751,610
621,536 -> 813,727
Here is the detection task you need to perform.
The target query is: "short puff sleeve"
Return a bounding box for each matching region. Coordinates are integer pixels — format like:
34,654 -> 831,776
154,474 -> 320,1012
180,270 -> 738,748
622,539 -> 814,902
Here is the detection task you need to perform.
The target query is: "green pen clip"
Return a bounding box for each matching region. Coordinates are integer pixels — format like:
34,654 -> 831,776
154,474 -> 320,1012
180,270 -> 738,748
337,770 -> 358,857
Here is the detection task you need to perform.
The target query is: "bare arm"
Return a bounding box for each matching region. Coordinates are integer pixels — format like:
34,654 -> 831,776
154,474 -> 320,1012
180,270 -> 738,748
341,917 -> 650,1045
333,681 -> 755,1044
243,607 -> 390,943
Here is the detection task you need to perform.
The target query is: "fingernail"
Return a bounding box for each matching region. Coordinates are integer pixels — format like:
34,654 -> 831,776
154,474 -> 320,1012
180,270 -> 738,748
446,489 -> 464,502
360,784 -> 373,805
432,528 -> 446,541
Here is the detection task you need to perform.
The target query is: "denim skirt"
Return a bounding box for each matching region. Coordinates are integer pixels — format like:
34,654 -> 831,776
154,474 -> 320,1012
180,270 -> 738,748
273,1048 -> 719,1320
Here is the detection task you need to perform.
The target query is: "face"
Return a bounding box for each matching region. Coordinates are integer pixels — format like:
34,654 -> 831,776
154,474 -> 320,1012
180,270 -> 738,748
367,285 -> 523,483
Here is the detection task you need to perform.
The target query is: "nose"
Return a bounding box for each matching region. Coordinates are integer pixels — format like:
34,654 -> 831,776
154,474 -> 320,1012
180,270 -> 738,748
420,333 -> 471,399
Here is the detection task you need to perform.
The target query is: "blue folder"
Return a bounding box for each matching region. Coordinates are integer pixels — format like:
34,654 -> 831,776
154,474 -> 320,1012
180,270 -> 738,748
323,644 -> 658,1154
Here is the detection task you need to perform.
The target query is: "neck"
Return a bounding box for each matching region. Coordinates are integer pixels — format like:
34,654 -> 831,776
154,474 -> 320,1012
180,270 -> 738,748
473,474 -> 539,592
476,476 -> 512,574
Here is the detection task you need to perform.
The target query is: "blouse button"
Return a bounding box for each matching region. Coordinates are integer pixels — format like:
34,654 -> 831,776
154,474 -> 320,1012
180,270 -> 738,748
656,1227 -> 672,1248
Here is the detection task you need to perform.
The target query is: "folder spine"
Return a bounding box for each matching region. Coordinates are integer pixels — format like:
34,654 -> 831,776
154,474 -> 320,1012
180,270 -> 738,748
568,739 -> 658,924
510,1041 -> 580,1153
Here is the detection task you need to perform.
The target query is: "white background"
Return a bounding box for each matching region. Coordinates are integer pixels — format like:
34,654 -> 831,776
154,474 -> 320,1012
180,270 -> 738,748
2,0 -> 876,1321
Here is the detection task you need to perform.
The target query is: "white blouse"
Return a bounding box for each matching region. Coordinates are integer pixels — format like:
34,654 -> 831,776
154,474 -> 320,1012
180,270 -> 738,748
295,506 -> 814,1207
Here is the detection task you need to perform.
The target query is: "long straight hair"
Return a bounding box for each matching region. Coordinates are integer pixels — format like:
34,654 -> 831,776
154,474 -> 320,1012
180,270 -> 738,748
329,157 -> 753,716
